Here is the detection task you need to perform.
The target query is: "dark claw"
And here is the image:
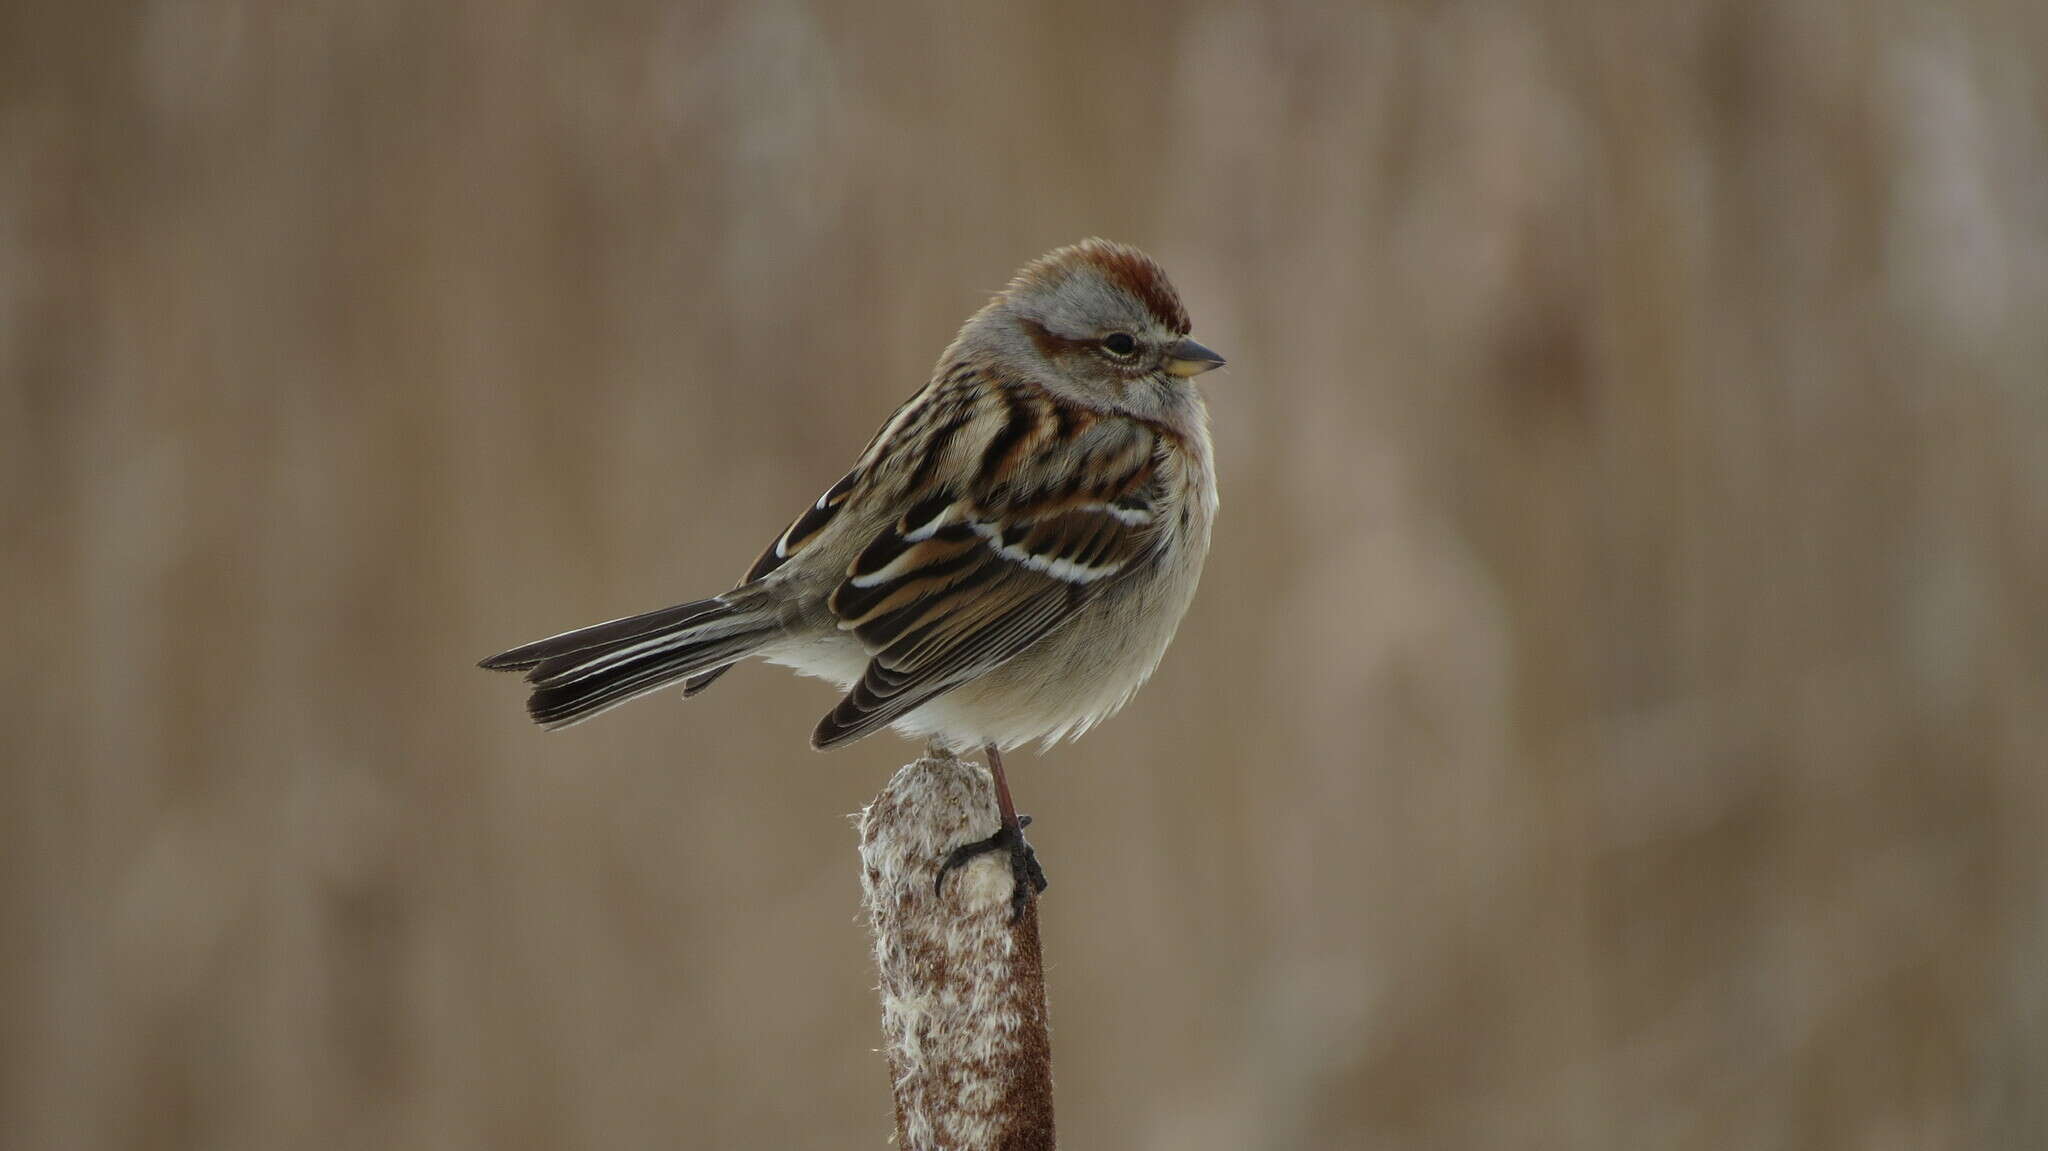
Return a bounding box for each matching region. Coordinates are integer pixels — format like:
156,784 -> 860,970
935,817 -> 1049,921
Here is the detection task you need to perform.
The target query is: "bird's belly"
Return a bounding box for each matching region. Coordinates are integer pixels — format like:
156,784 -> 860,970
760,633 -> 872,691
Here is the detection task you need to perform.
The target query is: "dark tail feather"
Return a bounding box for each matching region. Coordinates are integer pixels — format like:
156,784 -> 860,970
680,666 -> 732,697
524,630 -> 771,727
479,598 -> 737,672
479,595 -> 779,729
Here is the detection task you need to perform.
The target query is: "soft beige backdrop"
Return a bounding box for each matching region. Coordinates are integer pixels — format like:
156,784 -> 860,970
5,2 -> 2046,1148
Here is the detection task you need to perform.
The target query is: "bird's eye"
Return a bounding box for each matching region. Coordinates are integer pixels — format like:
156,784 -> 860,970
1101,332 -> 1138,357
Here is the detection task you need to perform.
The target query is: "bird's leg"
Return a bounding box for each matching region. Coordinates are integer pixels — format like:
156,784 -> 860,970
986,741 -> 1021,831
935,743 -> 1048,920
979,743 -> 1048,906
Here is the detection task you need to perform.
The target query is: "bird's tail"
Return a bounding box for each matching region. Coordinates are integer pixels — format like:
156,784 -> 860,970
479,592 -> 782,729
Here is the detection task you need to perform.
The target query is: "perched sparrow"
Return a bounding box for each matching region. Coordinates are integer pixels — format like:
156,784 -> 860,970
481,239 -> 1223,911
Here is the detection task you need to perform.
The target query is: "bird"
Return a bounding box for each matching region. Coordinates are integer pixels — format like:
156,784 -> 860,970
480,239 -> 1224,915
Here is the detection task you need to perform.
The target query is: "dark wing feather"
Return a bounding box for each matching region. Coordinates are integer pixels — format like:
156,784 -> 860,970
811,445 -> 1164,748
681,464 -> 862,696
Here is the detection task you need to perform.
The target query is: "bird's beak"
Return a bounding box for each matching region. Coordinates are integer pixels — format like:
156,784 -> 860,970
1162,337 -> 1227,378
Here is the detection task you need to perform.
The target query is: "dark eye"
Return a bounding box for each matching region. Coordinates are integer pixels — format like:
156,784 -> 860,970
1101,332 -> 1138,357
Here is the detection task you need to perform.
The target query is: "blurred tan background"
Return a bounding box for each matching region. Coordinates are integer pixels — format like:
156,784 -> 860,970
5,1 -> 2047,1148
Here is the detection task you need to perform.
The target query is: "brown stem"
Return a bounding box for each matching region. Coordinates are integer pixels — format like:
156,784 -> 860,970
857,754 -> 1055,1151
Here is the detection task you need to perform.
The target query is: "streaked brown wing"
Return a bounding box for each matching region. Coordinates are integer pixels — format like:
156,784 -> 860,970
811,452 -> 1163,748
681,464 -> 862,696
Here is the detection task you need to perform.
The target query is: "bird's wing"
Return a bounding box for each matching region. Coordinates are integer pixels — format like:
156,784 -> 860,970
684,381 -> 947,695
740,465 -> 866,584
680,463 -> 863,696
812,423 -> 1165,748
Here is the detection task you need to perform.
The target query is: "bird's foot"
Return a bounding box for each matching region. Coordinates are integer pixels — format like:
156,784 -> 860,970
935,815 -> 1048,921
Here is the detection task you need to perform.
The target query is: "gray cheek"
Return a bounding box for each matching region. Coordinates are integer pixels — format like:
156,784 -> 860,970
1122,373 -> 1177,414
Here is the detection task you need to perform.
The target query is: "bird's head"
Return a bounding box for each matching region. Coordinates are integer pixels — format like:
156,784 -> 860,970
959,239 -> 1225,423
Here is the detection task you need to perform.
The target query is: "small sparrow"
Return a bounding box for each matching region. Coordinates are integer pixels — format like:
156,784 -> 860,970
481,239 -> 1223,912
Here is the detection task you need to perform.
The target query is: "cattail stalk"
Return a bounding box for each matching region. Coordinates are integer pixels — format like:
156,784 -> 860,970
857,755 -> 1055,1150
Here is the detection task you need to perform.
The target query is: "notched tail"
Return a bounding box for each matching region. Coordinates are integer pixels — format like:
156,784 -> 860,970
479,594 -> 779,729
